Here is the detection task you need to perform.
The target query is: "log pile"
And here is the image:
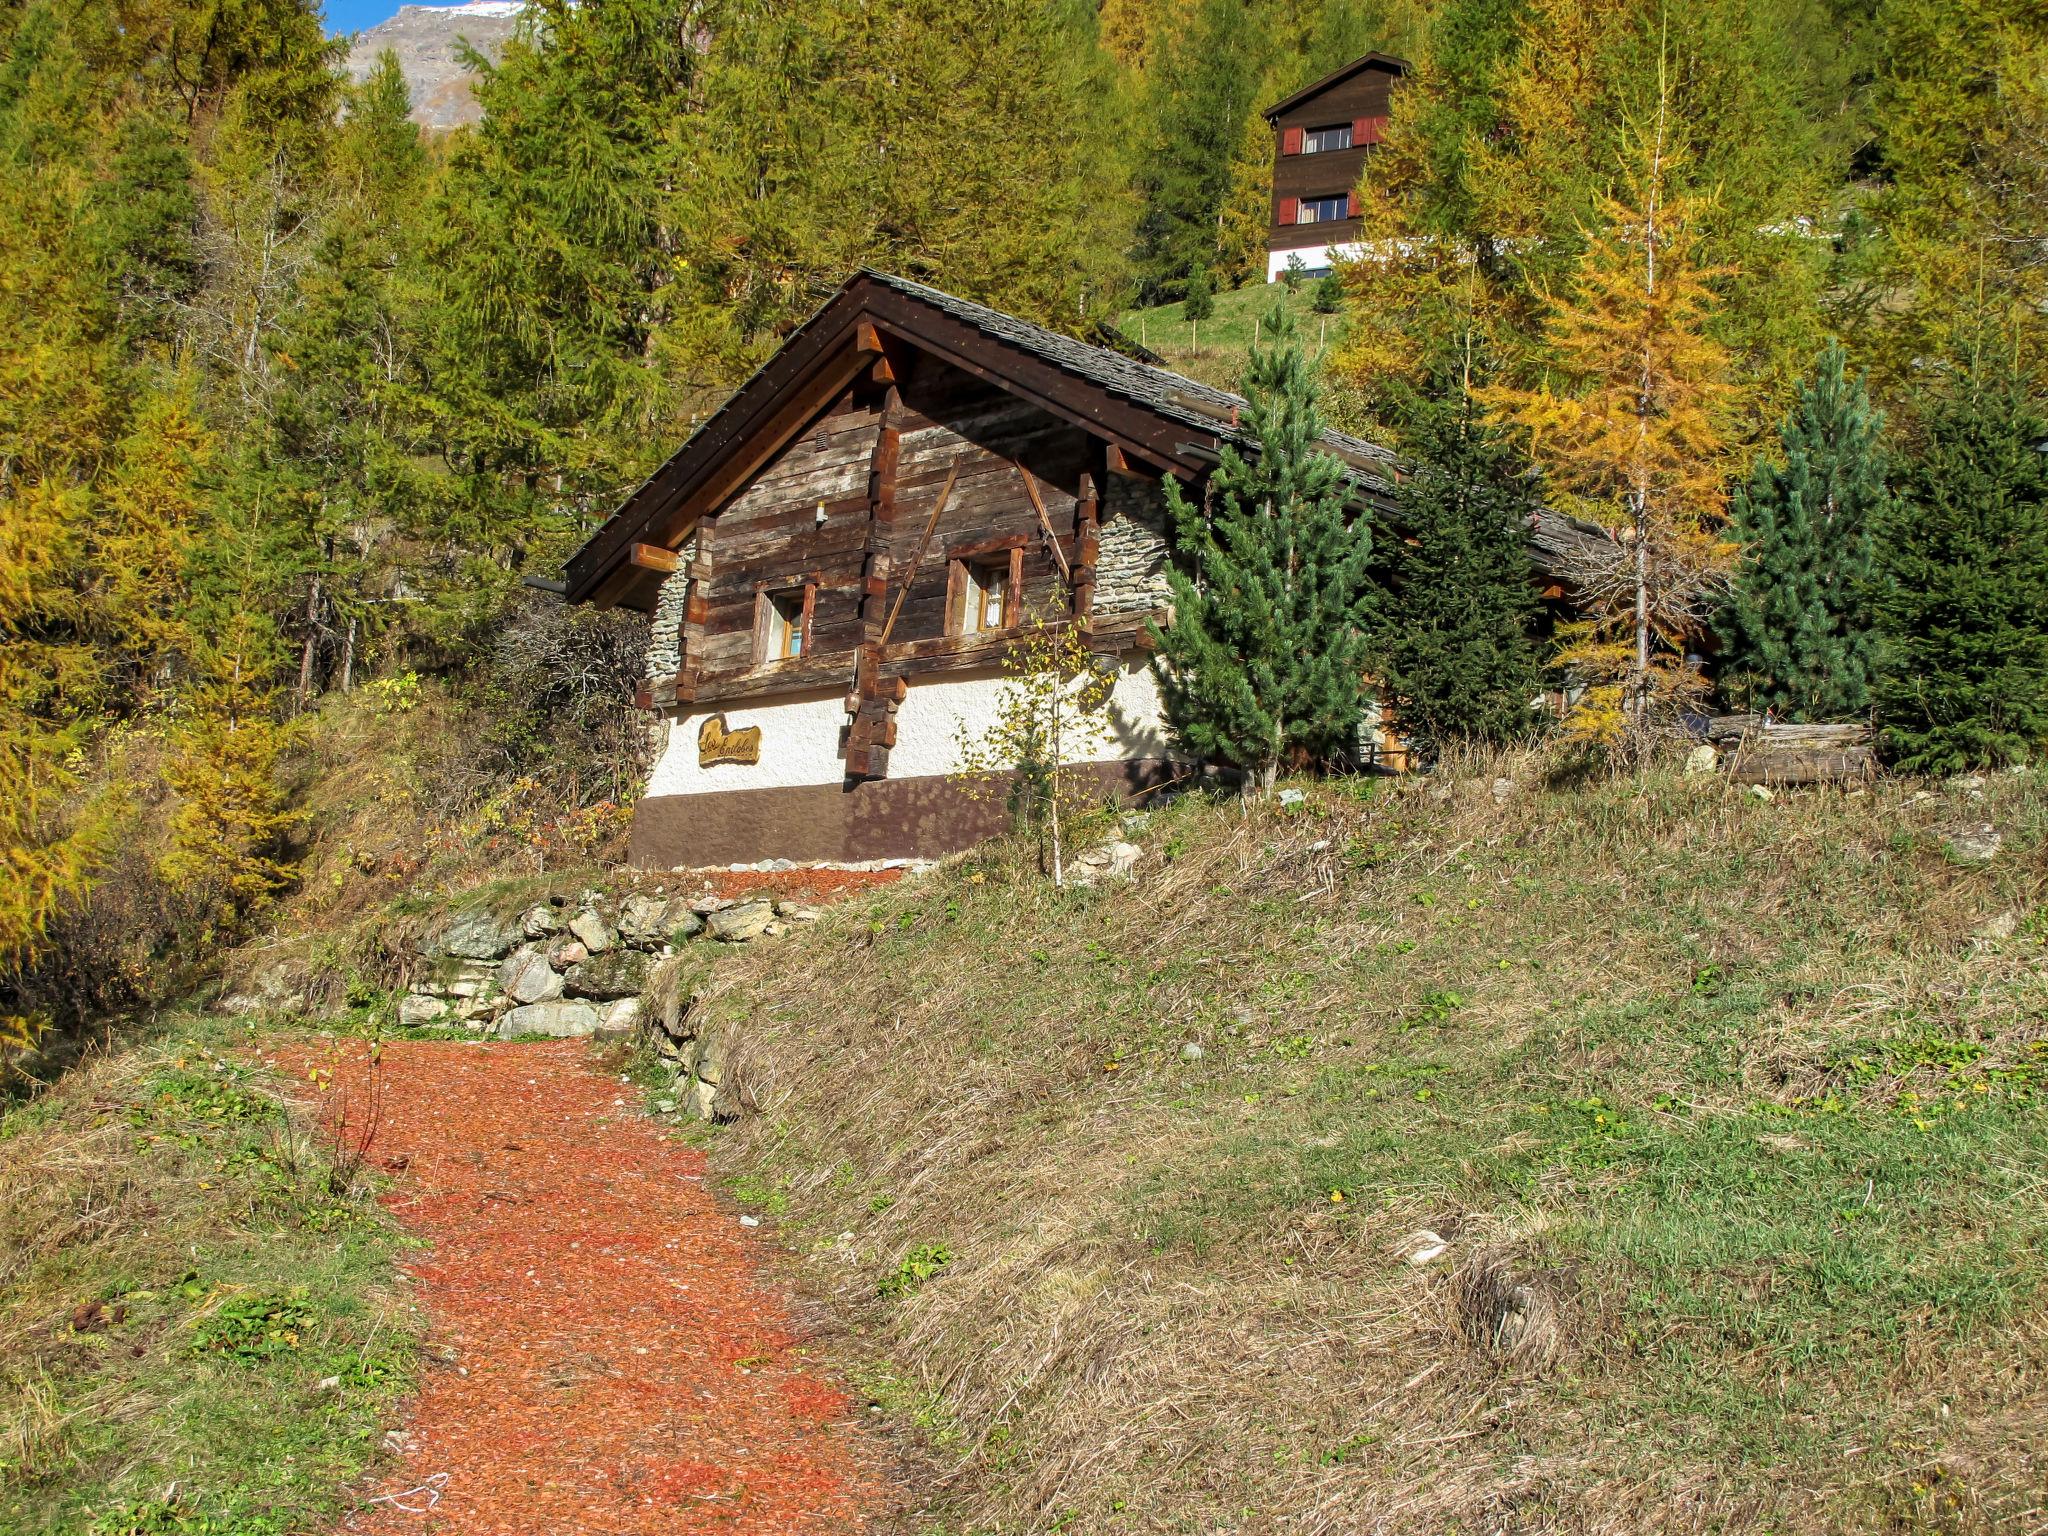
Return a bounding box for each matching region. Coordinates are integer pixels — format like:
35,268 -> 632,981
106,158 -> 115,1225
1707,715 -> 1877,785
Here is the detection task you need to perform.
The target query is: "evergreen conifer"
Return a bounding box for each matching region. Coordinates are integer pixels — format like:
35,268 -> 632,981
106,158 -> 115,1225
1150,307 -> 1375,787
1872,337 -> 2048,773
1374,363 -> 1542,753
1183,263 -> 1215,321
1717,341 -> 1885,720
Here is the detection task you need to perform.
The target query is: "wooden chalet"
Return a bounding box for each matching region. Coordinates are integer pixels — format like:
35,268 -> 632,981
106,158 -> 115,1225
1263,52 -> 1407,282
562,269 -> 1408,868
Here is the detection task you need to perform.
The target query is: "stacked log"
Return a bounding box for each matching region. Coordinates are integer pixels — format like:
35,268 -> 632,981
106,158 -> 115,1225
1707,715 -> 1877,785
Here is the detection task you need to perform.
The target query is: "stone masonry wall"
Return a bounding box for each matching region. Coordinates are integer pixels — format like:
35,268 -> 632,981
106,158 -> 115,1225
643,535 -> 694,683
1096,477 -> 1174,616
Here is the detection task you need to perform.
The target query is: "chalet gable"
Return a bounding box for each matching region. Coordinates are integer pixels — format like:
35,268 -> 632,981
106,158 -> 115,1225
560,269 -> 1397,614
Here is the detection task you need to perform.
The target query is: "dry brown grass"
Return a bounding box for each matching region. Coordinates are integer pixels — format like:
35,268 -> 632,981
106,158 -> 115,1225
648,752 -> 2048,1535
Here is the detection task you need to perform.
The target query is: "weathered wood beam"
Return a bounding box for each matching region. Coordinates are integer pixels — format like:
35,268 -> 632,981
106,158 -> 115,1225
628,542 -> 679,573
1073,460 -> 1101,627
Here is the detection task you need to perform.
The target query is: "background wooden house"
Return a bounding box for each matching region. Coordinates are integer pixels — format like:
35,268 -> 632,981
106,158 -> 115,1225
1263,52 -> 1407,282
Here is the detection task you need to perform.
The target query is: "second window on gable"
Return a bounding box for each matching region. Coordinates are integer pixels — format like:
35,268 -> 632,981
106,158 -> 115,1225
949,548 -> 1021,637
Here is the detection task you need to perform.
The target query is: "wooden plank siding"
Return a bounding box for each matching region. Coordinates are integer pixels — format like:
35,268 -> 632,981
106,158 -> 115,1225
682,358 -> 1090,695
1267,58 -> 1403,256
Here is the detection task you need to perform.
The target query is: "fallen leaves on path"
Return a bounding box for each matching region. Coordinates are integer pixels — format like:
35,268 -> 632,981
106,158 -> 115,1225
270,1039 -> 881,1536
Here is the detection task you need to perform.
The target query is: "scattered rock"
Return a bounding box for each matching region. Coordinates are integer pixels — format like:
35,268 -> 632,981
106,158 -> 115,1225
1401,1229 -> 1450,1266
1974,909 -> 2020,942
498,999 -> 604,1038
657,898 -> 706,940
430,906 -> 525,961
775,902 -> 823,922
682,1077 -> 718,1119
498,947 -> 565,1006
398,993 -> 450,1028
1683,743 -> 1719,777
1070,840 -> 1142,887
599,998 -> 643,1036
738,1214 -> 761,1228
1278,788 -> 1306,809
1179,1041 -> 1205,1063
690,895 -> 734,917
707,900 -> 776,943
521,904 -> 565,940
220,960 -> 307,1017
568,910 -> 614,954
1948,824 -> 2003,863
546,936 -> 589,969
565,948 -> 651,1001
1748,784 -> 1774,803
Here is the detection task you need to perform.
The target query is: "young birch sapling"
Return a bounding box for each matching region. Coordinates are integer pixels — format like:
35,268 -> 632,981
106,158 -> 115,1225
952,601 -> 1121,885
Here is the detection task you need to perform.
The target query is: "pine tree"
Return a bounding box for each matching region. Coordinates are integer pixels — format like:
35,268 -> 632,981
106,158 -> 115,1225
1717,341 -> 1885,720
1150,307 -> 1375,787
1183,263 -> 1216,321
1374,360 -> 1543,753
1872,337 -> 2048,774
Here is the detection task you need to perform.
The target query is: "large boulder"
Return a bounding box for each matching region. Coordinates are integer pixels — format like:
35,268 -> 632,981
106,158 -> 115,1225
564,948 -> 651,1001
661,901 -> 706,942
567,909 -> 614,954
498,999 -> 603,1038
616,893 -> 670,946
598,997 -> 642,1036
427,906 -> 525,961
707,900 -> 775,943
416,956 -> 500,1000
397,993 -> 450,1028
498,946 -> 564,1005
521,904 -> 566,940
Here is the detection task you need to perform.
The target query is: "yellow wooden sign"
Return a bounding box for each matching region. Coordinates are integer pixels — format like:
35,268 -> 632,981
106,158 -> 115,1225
698,713 -> 762,767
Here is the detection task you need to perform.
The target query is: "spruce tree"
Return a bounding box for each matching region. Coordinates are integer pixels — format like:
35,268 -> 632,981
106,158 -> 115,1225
1374,365 -> 1542,754
1183,263 -> 1215,321
1150,307 -> 1375,786
1717,341 -> 1885,720
1872,338 -> 2048,774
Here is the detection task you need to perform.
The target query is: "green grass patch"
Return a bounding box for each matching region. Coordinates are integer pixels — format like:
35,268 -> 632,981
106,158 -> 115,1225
0,1018 -> 417,1535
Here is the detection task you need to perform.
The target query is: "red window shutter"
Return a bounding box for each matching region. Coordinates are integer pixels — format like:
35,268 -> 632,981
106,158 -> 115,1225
1354,115 -> 1388,146
1347,189 -> 1360,218
1277,197 -> 1297,226
1281,125 -> 1303,156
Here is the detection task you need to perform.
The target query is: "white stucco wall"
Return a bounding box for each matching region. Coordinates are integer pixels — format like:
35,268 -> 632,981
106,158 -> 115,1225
644,654 -> 1174,798
1265,240 -> 1367,281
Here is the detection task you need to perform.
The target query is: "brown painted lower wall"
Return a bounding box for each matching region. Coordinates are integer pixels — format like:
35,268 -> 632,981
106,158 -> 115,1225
630,759 -> 1187,868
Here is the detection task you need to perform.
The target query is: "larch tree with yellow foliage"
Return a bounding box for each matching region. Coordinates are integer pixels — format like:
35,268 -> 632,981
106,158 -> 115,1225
1483,90 -> 1735,752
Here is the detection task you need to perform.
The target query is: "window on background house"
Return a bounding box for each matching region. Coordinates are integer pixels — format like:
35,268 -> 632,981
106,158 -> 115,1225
758,586 -> 810,663
1302,123 -> 1352,153
1297,194 -> 1349,224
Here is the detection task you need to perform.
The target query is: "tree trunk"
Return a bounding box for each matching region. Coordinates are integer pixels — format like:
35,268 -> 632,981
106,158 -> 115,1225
295,572 -> 323,708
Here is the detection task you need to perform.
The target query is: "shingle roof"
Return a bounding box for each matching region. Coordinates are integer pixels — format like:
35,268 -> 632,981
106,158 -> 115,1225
860,270 -> 1399,499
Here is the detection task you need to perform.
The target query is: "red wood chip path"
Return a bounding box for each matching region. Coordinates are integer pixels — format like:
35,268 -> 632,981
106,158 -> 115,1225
269,1039 -> 880,1535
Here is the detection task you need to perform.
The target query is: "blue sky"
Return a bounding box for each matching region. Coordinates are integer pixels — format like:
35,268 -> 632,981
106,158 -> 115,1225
323,0 -> 412,36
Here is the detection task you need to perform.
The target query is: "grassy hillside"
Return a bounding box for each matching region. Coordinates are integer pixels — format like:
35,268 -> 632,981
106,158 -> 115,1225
664,759 -> 2048,1534
0,1019 -> 417,1535
1116,280 -> 1349,392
